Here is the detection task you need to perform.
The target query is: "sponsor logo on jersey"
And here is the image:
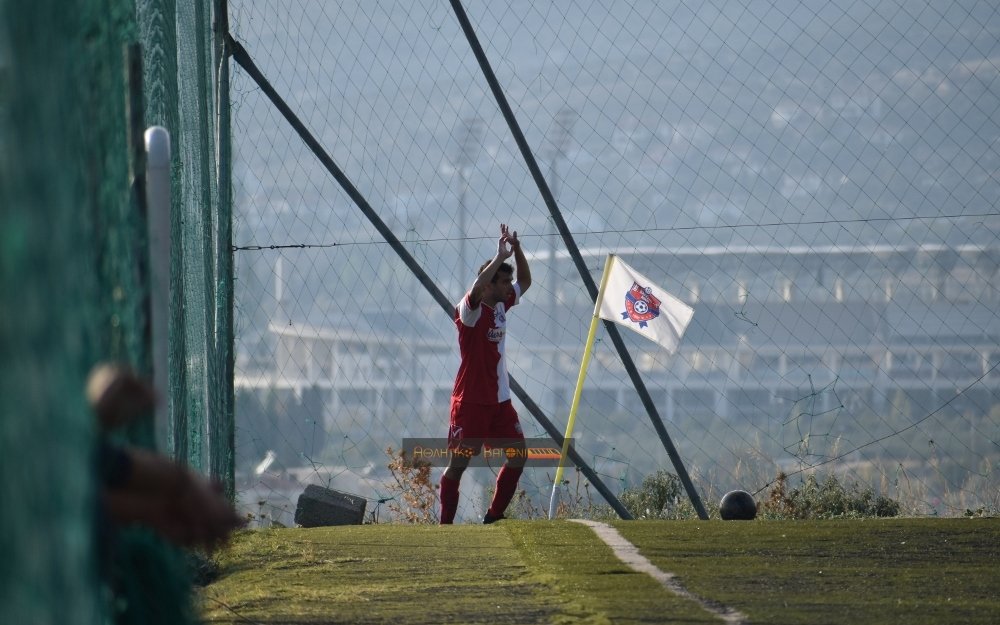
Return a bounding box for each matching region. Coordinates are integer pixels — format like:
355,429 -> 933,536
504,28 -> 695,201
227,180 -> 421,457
488,307 -> 506,342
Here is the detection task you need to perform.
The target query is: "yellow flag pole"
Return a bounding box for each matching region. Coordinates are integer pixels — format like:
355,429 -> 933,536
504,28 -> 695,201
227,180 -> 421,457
548,254 -> 616,520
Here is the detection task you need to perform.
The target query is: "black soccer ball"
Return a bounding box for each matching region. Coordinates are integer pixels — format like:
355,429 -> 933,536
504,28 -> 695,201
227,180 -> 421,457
719,489 -> 757,520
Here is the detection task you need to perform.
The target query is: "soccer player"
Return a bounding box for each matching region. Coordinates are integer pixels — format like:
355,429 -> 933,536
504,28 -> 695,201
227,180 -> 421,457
439,223 -> 532,524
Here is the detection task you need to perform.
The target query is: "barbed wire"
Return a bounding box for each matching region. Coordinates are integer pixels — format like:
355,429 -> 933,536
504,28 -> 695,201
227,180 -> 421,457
233,211 -> 1000,251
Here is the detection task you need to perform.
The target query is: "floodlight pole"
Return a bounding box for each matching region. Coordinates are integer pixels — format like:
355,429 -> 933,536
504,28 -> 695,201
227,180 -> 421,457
449,0 -> 709,520
454,117 -> 482,277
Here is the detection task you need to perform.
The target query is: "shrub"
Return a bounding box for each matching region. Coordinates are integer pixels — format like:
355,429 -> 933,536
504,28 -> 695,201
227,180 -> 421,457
761,472 -> 900,519
383,447 -> 438,524
619,470 -> 696,519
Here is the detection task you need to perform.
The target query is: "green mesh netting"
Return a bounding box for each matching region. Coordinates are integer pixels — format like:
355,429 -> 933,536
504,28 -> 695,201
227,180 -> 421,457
1,2 -> 104,621
1,0 -> 232,622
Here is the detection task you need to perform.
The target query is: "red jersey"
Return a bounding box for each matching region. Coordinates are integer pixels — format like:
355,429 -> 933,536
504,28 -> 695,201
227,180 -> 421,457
451,283 -> 522,404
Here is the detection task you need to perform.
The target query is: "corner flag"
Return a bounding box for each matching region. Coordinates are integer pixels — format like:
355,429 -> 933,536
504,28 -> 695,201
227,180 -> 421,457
596,255 -> 694,354
548,254 -> 694,519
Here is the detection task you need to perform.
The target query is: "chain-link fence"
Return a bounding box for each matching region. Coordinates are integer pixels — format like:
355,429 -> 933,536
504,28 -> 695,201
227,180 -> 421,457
227,0 -> 999,524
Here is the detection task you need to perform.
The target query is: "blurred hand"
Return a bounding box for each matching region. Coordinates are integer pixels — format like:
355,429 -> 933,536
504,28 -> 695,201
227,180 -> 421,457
104,448 -> 245,552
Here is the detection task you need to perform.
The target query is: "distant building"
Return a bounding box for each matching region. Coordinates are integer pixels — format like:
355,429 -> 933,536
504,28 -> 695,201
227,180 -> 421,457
520,244 -> 1000,428
235,243 -> 999,504
240,242 -> 1000,427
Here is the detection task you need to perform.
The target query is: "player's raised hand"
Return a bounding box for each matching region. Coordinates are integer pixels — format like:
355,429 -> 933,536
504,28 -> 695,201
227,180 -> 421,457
498,223 -> 514,258
501,223 -> 520,249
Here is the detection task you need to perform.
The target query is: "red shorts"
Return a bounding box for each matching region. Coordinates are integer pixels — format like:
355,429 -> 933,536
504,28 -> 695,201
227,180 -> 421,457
447,399 -> 524,453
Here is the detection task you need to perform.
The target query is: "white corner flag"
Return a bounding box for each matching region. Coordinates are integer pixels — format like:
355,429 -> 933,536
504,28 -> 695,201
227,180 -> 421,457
548,254 -> 694,519
596,254 -> 694,354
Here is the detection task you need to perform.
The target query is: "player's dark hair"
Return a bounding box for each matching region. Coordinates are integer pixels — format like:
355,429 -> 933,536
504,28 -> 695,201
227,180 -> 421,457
478,260 -> 514,283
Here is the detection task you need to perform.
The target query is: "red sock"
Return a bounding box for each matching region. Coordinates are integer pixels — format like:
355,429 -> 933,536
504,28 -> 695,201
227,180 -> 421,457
439,474 -> 460,524
487,465 -> 523,519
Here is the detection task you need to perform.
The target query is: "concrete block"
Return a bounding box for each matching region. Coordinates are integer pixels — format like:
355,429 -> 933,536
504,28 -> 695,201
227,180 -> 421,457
294,484 -> 366,527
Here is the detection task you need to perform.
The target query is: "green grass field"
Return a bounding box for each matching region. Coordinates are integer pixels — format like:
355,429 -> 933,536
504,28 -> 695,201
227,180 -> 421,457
201,519 -> 999,624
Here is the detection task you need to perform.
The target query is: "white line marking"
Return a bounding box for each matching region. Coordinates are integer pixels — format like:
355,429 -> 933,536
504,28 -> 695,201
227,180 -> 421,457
570,519 -> 749,625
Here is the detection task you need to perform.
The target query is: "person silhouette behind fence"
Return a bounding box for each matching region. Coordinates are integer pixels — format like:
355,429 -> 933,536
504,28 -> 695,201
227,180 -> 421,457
88,363 -> 243,552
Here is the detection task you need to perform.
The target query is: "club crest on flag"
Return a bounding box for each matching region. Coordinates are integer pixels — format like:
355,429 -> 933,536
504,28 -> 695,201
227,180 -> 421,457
622,281 -> 661,328
597,255 -> 694,354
